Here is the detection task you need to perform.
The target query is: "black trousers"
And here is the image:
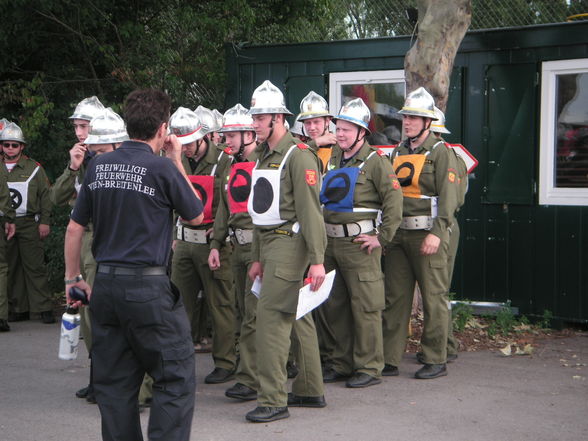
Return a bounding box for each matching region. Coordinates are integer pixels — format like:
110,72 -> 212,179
90,271 -> 195,441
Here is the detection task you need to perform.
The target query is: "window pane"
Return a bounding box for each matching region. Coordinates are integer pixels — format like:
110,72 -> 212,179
340,82 -> 405,146
555,73 -> 588,188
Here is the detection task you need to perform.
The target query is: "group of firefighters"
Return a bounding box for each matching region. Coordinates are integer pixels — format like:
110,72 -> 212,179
1,79 -> 469,425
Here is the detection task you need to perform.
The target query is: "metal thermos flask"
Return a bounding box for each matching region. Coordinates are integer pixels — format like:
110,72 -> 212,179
58,306 -> 81,360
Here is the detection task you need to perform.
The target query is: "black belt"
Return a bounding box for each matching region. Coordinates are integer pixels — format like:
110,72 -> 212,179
97,265 -> 167,276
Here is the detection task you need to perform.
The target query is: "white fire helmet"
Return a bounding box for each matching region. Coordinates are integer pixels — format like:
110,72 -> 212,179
69,96 -> 105,121
431,106 -> 451,134
169,107 -> 206,145
85,108 -> 129,145
248,80 -> 293,116
218,104 -> 254,133
0,122 -> 26,144
398,87 -> 437,120
298,91 -> 332,121
333,98 -> 371,133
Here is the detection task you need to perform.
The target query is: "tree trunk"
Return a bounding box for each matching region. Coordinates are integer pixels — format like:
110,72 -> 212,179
404,0 -> 472,112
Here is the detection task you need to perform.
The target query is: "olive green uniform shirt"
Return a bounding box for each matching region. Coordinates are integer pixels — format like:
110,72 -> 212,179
251,132 -> 326,265
393,133 -> 459,238
210,149 -> 260,251
49,163 -> 85,208
0,163 -> 15,223
5,156 -> 51,224
325,141 -> 403,246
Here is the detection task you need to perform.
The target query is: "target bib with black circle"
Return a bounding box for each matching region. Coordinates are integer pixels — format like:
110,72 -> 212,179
228,162 -> 255,215
247,145 -> 297,226
320,150 -> 379,213
9,166 -> 40,217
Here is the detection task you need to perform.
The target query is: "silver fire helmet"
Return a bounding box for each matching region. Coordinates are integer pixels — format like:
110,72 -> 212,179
431,106 -> 451,134
333,98 -> 371,133
398,87 -> 437,120
85,108 -> 129,145
0,122 -> 26,144
69,96 -> 105,121
169,107 -> 206,144
248,80 -> 292,116
194,105 -> 221,135
298,91 -> 332,121
218,104 -> 254,133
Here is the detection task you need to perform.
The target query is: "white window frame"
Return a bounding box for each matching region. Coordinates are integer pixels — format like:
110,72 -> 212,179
539,58 -> 588,206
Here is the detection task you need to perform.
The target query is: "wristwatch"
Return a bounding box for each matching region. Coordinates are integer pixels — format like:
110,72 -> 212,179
64,274 -> 84,285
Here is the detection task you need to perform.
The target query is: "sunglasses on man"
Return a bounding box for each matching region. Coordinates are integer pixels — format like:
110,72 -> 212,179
2,143 -> 20,148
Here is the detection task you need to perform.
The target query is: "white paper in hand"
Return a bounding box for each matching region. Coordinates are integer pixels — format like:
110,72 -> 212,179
296,270 -> 336,320
251,276 -> 262,299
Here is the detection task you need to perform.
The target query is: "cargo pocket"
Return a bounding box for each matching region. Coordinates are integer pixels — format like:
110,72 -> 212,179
270,266 -> 304,313
161,343 -> 195,394
357,270 -> 385,312
125,284 -> 162,327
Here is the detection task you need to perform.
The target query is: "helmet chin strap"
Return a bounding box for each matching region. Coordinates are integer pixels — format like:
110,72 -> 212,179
3,152 -> 21,161
267,115 -> 276,142
409,118 -> 432,144
236,132 -> 255,161
341,127 -> 365,153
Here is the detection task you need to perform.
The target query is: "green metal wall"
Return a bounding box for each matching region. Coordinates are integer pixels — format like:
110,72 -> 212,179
225,22 -> 588,323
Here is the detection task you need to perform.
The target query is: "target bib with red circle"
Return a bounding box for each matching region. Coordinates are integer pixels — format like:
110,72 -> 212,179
228,162 -> 255,214
188,175 -> 214,223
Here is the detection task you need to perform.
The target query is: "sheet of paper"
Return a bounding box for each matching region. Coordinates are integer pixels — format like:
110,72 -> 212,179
296,270 -> 336,320
251,276 -> 261,299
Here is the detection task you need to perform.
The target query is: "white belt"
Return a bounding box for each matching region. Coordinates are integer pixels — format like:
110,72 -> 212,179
325,219 -> 376,238
231,228 -> 253,245
400,216 -> 434,231
177,225 -> 208,244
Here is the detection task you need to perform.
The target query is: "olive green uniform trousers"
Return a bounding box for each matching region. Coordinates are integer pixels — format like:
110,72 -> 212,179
256,231 -> 323,407
231,240 -> 258,390
8,217 -> 52,314
80,228 -> 97,350
446,222 -> 460,356
171,239 -> 237,371
0,231 -> 8,320
382,229 -> 451,366
323,235 -> 385,377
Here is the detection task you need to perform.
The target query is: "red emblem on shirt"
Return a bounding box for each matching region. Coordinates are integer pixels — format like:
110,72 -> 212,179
305,170 -> 317,186
297,143 -> 308,150
392,178 -> 400,189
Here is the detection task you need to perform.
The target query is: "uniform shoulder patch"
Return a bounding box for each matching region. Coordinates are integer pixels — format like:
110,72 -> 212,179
223,147 -> 232,155
305,169 -> 317,186
448,168 -> 457,183
376,149 -> 385,156
297,143 -> 308,150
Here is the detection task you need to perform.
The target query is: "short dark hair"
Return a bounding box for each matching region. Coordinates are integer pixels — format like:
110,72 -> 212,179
123,89 -> 171,141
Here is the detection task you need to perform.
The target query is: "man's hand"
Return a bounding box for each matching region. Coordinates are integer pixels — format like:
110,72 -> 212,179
4,223 -> 15,240
38,224 -> 50,240
420,233 -> 441,256
314,133 -> 337,147
163,134 -> 183,163
353,234 -> 381,255
69,143 -> 87,171
208,249 -> 221,270
248,261 -> 263,282
306,264 -> 326,292
65,280 -> 92,309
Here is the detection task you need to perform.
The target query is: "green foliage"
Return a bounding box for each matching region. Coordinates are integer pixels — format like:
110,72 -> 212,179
495,301 -> 517,336
453,302 -> 474,332
540,309 -> 554,329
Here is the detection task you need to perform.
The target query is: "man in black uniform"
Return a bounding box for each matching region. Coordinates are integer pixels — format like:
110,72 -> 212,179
64,89 -> 204,441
